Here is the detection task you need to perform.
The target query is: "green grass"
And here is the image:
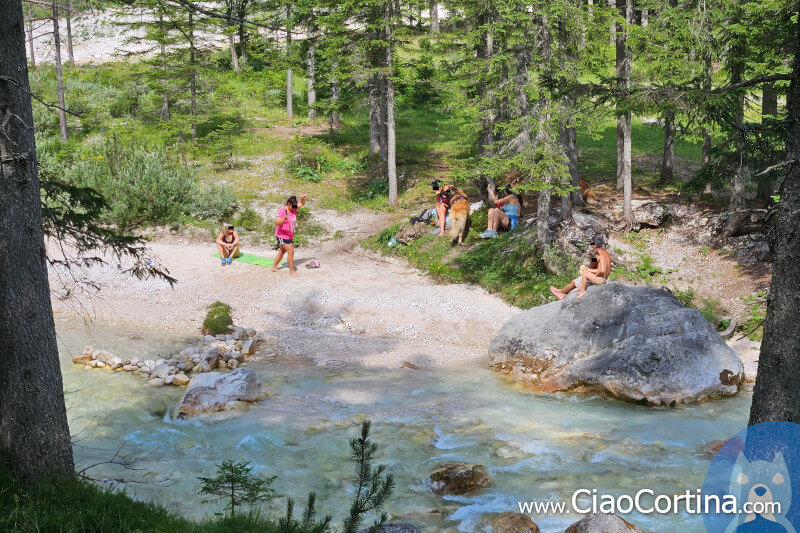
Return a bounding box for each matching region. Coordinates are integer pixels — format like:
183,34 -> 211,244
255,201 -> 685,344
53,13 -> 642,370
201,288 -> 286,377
366,222 -> 574,308
202,301 -> 233,335
0,469 -> 328,533
576,117 -> 702,185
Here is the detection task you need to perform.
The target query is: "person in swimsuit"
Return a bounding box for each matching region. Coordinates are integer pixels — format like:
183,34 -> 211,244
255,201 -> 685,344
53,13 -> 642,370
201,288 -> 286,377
215,223 -> 240,266
435,184 -> 452,236
272,194 -> 306,277
481,184 -> 521,238
550,235 -> 612,300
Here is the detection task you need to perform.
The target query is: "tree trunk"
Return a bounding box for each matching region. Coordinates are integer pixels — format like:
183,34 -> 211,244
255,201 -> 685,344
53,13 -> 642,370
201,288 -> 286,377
329,64 -> 342,130
65,0 -> 74,66
379,74 -> 388,161
285,4 -> 293,120
237,1 -> 248,68
537,188 -> 552,246
368,74 -> 381,154
615,0 -> 632,229
386,0 -> 397,205
608,0 -> 616,46
306,41 -> 316,120
748,15 -> 800,425
230,32 -> 240,73
640,7 -> 648,27
757,83 -> 780,202
189,12 -> 197,141
26,5 -> 35,67
0,0 -> 75,482
52,0 -> 68,142
660,109 -> 675,184
158,13 -> 170,120
429,1 -> 439,33
560,124 -> 581,219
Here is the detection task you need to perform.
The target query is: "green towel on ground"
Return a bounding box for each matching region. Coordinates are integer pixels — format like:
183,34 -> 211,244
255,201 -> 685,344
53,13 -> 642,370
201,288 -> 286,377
212,252 -> 286,267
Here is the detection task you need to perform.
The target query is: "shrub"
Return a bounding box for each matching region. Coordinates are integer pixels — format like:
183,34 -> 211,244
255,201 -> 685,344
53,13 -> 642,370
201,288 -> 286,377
233,207 -> 264,231
196,460 -> 277,519
40,141 -> 236,228
202,301 -> 233,335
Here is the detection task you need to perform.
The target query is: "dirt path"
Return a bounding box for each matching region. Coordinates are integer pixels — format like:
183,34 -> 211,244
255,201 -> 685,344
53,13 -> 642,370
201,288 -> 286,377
50,209 -> 517,369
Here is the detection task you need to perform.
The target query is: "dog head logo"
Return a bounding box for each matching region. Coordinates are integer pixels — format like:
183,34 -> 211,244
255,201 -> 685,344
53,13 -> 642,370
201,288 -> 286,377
727,452 -> 794,531
704,421 -> 800,533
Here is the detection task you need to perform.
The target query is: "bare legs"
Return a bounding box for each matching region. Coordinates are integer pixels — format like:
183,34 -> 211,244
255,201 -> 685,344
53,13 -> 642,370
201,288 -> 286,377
217,243 -> 230,258
550,280 -> 576,300
437,203 -> 448,236
486,208 -> 510,232
272,244 -> 299,276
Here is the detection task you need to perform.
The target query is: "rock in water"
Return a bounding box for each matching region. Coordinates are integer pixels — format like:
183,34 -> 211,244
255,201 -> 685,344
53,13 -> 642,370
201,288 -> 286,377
357,524 -> 421,533
489,282 -> 743,406
429,463 -> 491,495
178,368 -> 263,417
481,512 -> 540,533
565,513 -> 644,533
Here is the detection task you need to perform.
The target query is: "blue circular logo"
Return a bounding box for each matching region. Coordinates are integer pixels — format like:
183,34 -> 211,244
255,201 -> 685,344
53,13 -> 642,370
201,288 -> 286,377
703,421 -> 800,532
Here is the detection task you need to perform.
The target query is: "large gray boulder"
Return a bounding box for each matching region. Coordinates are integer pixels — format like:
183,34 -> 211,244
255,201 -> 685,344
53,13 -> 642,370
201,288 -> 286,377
178,368 -> 263,416
565,513 -> 644,533
489,282 -> 744,406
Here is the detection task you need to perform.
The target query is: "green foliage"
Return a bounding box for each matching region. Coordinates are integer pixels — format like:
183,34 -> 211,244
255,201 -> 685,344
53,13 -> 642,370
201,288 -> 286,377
233,207 -> 264,231
41,140 -> 235,229
206,120 -> 246,170
287,138 -> 362,182
196,460 -> 277,519
294,165 -> 324,183
671,288 -> 724,329
342,422 -> 394,533
202,301 -> 233,335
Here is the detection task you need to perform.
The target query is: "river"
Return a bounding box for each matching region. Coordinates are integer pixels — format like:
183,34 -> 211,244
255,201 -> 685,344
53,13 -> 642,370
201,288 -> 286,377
56,314 -> 751,532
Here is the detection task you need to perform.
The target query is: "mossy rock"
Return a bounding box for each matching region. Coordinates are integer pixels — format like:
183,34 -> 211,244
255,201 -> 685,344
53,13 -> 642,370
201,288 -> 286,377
202,301 -> 233,335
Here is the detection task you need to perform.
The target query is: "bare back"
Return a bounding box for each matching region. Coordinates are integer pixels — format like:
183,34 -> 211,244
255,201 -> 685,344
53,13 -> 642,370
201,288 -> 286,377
596,247 -> 611,279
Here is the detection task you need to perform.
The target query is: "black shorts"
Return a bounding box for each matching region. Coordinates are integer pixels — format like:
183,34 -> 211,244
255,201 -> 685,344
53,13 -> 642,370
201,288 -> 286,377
277,237 -> 293,246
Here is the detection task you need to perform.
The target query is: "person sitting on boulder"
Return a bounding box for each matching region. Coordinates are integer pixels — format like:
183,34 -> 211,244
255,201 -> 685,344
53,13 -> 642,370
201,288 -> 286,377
216,223 -> 240,266
550,235 -> 611,300
480,184 -> 522,239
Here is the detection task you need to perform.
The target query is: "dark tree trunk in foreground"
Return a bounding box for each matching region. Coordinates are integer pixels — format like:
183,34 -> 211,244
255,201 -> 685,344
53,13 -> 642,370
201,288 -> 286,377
52,0 -> 68,141
749,17 -> 800,426
0,0 -> 75,481
660,109 -> 675,184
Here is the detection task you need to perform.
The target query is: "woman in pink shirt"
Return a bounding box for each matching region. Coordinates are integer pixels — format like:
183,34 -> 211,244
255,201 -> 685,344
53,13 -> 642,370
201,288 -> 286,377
272,194 -> 306,276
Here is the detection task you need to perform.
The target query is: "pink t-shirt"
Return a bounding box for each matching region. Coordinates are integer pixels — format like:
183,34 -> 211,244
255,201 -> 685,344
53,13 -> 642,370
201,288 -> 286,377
275,206 -> 297,239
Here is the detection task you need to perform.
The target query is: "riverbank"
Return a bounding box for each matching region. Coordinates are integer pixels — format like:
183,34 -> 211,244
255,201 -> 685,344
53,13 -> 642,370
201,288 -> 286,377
48,213 -> 517,370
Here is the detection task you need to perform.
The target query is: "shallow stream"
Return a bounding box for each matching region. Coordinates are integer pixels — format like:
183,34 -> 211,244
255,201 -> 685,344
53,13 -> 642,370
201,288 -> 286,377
56,314 -> 751,532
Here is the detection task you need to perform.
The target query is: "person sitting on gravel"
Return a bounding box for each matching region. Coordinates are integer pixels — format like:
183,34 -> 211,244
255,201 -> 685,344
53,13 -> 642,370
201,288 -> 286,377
480,184 -> 521,239
216,224 -> 240,266
550,235 -> 611,300
272,194 -> 306,277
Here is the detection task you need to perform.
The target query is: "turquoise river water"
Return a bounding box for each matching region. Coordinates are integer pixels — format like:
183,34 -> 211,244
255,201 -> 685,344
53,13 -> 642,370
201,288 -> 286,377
55,315 -> 752,532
